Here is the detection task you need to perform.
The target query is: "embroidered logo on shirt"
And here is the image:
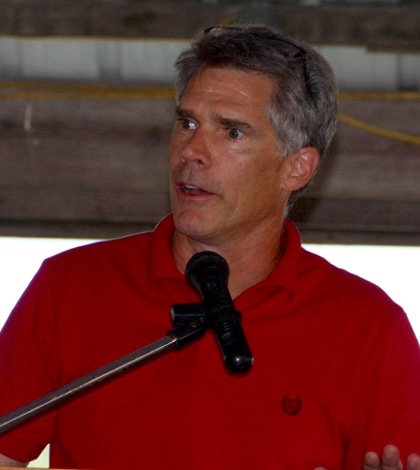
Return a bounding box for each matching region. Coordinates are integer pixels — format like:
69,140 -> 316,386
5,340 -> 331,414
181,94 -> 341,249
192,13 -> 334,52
282,393 -> 302,415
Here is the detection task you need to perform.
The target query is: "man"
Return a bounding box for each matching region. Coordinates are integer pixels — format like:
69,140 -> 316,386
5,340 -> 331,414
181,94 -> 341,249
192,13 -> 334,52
0,24 -> 419,469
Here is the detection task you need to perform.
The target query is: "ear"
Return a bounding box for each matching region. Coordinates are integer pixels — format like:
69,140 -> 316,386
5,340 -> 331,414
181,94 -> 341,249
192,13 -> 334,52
281,146 -> 320,192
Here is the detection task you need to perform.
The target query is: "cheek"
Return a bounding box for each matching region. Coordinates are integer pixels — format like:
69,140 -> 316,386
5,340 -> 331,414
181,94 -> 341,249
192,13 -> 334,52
168,140 -> 181,172
228,159 -> 280,206
247,149 -> 284,184
239,156 -> 285,206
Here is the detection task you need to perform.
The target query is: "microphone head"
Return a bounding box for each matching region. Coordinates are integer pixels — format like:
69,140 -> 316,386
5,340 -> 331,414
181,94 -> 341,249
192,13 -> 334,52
185,251 -> 229,296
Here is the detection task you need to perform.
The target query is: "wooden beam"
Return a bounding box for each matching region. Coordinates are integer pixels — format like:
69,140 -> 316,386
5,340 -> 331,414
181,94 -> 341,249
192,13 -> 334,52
0,1 -> 419,51
290,199 -> 420,245
0,94 -> 173,226
0,84 -> 419,243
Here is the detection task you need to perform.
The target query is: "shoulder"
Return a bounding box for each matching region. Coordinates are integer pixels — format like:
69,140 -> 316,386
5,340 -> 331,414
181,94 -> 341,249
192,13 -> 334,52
42,231 -> 150,273
283,220 -> 404,320
43,215 -> 174,272
302,245 -> 395,299
282,220 -> 393,298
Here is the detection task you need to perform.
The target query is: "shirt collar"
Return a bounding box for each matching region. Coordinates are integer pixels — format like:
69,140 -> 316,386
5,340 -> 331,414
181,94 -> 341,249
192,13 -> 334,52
252,218 -> 301,294
149,215 -> 302,293
150,214 -> 183,281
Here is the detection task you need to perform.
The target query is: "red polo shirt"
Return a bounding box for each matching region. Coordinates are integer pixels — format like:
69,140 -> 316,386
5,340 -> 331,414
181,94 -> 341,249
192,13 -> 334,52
0,216 -> 419,469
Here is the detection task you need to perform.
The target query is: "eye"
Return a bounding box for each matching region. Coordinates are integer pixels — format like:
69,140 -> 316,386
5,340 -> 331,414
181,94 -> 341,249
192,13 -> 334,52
227,128 -> 244,139
179,118 -> 197,131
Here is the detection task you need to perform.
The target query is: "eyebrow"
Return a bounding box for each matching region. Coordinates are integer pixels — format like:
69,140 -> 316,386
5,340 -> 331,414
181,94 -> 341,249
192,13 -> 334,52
217,116 -> 256,135
175,107 -> 194,120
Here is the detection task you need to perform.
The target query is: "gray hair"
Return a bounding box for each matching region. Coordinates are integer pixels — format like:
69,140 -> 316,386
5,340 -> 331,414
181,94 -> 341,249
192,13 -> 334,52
174,24 -> 338,206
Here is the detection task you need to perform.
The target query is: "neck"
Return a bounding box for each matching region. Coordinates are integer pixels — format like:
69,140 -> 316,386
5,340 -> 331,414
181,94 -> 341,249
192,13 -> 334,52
172,219 -> 285,299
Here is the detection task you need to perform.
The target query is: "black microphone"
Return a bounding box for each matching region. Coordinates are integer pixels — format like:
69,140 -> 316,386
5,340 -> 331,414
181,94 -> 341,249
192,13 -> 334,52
185,251 -> 253,374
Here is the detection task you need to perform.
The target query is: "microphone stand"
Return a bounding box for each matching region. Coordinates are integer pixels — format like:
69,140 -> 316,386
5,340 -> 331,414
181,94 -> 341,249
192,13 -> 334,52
0,250 -> 253,435
0,306 -> 207,435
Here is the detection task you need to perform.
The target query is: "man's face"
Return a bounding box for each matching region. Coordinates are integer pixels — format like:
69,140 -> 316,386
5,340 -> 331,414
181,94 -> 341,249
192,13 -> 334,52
169,66 -> 291,247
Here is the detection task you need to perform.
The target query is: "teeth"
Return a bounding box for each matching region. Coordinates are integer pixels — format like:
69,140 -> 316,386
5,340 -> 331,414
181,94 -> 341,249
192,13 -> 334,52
183,184 -> 198,194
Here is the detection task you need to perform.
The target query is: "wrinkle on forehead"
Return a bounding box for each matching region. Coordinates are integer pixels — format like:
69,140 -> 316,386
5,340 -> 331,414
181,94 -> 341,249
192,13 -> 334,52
190,66 -> 273,101
181,66 -> 275,129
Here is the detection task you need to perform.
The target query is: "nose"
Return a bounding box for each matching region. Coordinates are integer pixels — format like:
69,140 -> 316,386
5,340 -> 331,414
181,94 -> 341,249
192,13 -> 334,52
179,128 -> 211,167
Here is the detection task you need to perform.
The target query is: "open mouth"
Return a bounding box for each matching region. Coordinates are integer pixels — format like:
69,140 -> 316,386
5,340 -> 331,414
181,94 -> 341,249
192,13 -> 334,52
179,183 -> 211,196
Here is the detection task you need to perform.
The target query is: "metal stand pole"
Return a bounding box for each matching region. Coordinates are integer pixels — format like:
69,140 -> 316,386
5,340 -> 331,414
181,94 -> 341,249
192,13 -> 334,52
0,324 -> 204,434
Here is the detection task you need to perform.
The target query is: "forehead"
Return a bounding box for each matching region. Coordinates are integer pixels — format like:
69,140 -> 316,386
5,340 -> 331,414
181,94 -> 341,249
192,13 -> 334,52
181,67 -> 275,112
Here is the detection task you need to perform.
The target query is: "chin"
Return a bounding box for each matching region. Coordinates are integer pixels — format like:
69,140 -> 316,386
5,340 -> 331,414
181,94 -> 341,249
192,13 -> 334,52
173,212 -> 216,241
